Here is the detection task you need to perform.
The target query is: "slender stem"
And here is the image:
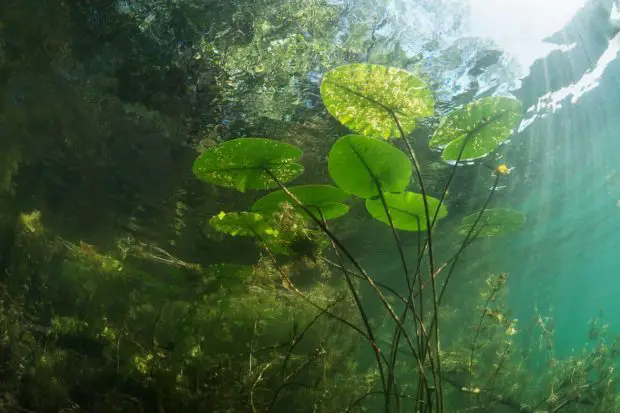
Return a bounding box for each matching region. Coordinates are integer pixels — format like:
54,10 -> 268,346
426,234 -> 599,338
390,113 -> 443,413
322,215 -> 393,410
263,169 -> 410,335
322,258 -> 408,305
405,109 -> 488,372
483,336 -> 512,393
468,277 -> 504,387
255,231 -> 396,406
436,174 -> 501,308
371,183 -> 418,412
418,174 -> 503,398
344,141 -> 418,411
280,297 -> 344,382
429,125 -> 471,228
262,169 -> 424,408
254,230 -> 369,340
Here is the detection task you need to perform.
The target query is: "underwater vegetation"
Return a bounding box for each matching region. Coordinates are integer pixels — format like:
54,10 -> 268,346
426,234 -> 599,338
187,62 -> 614,413
1,1 -> 619,412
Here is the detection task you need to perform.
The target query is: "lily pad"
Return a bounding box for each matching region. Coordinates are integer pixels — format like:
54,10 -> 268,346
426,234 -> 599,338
459,208 -> 525,237
209,211 -> 277,237
328,135 -> 412,198
429,96 -> 523,161
192,138 -> 303,192
321,63 -> 434,139
365,192 -> 448,231
251,185 -> 350,220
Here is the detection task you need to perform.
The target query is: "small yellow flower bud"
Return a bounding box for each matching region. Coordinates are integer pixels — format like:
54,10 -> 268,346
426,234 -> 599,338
496,164 -> 510,175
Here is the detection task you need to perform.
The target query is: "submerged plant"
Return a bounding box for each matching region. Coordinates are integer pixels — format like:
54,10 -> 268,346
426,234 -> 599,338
192,63 -> 527,412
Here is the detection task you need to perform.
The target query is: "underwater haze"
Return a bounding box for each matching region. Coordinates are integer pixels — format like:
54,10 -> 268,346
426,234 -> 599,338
2,0 -> 620,412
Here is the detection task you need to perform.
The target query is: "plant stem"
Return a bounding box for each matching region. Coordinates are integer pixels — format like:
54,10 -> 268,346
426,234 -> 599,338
390,113 -> 443,413
468,274 -> 505,388
436,174 -> 501,308
263,169 -> 425,410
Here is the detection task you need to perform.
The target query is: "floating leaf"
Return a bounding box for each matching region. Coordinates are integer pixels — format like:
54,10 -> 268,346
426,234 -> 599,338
429,96 -> 523,161
192,138 -> 303,192
459,208 -> 525,237
251,185 -> 350,220
328,135 -> 412,198
321,64 -> 434,139
209,211 -> 277,237
365,192 -> 448,231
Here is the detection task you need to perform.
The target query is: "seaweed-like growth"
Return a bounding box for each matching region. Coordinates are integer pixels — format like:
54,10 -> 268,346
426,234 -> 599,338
440,276 -> 620,413
0,208 -> 381,412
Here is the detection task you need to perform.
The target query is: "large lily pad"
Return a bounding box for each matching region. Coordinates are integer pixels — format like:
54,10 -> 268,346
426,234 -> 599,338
192,138 -> 303,192
328,135 -> 412,198
429,96 -> 523,161
321,63 -> 434,139
251,185 -> 349,220
365,192 -> 448,231
209,211 -> 277,237
459,208 -> 525,237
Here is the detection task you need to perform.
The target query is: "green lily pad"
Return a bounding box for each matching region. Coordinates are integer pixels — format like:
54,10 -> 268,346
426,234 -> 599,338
192,138 -> 304,192
321,63 -> 434,139
251,185 -> 350,220
209,211 -> 277,237
365,192 -> 448,232
429,96 -> 523,161
459,208 -> 525,237
328,135 -> 412,199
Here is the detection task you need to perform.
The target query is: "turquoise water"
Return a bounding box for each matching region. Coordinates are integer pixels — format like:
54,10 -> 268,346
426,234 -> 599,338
502,53 -> 620,358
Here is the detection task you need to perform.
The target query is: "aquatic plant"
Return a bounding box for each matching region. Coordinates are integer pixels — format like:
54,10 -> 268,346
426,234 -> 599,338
0,208 -> 372,412
2,207 -> 618,413
192,63 -> 528,412
6,2 -> 615,412
440,276 -> 620,413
